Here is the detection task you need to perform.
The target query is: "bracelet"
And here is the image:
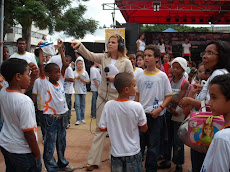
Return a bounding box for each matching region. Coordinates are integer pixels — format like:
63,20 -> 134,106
160,105 -> 164,110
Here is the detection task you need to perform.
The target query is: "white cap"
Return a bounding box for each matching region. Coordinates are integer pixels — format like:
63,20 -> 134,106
171,57 -> 187,71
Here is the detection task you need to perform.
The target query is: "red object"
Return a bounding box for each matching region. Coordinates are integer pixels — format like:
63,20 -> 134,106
163,62 -> 171,76
160,105 -> 164,110
115,0 -> 230,24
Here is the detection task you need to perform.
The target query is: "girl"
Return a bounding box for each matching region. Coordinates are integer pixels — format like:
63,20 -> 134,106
136,33 -> 146,51
158,38 -> 166,60
182,38 -> 191,61
136,51 -> 146,69
74,59 -> 90,125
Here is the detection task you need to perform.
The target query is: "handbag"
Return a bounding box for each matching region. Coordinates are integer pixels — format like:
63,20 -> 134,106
178,101 -> 224,153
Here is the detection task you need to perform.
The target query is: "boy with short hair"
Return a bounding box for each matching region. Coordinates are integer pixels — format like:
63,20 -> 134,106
99,72 -> 148,172
0,58 -> 42,171
135,44 -> 173,172
201,74 -> 230,171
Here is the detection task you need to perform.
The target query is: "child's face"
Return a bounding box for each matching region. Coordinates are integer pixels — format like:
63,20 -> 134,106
127,78 -> 137,97
163,55 -> 169,63
198,65 -> 209,81
136,56 -> 144,68
76,61 -> 83,71
202,44 -> 219,71
204,125 -> 212,136
66,58 -> 71,65
48,66 -> 61,81
144,50 -> 159,68
209,84 -> 230,116
128,54 -> 136,67
172,62 -> 184,77
19,66 -> 31,89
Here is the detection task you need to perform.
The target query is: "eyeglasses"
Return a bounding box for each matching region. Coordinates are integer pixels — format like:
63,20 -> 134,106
200,51 -> 218,57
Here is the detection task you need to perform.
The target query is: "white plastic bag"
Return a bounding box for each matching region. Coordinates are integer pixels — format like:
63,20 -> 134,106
40,42 -> 55,56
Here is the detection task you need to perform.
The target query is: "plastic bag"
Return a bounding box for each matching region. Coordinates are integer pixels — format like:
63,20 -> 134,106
40,42 -> 55,56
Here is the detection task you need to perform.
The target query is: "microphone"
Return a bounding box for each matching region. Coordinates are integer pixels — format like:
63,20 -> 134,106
104,67 -> 110,85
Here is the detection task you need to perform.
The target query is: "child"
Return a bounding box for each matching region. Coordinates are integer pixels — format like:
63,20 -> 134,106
74,58 -> 90,125
38,39 -> 75,172
64,55 -> 75,128
135,44 -> 173,171
0,58 -> 42,171
99,72 -> 148,172
158,57 -> 189,171
162,54 -> 171,77
201,74 -> 230,171
90,61 -> 101,119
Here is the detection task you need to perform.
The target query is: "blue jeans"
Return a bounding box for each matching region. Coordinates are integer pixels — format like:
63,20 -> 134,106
43,115 -> 69,172
0,114 -> 3,131
91,91 -> 98,118
0,146 -> 42,172
37,110 -> 46,140
164,110 -> 184,165
65,94 -> 72,125
143,114 -> 163,172
74,94 -> 86,121
111,151 -> 142,172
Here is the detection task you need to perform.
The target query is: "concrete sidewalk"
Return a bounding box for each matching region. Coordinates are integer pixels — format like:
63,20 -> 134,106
0,92 -> 192,171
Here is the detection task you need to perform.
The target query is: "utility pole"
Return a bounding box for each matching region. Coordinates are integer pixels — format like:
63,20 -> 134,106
0,0 -> 4,65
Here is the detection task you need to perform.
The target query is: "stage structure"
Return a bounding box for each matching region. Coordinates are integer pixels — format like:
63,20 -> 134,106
103,0 -> 230,25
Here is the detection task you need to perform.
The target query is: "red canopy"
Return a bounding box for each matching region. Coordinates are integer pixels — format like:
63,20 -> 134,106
115,0 -> 230,24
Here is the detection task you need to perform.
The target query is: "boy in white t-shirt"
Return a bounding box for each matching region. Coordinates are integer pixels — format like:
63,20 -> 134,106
0,58 -> 42,171
38,39 -> 75,172
135,44 -> 173,172
74,58 -> 90,125
64,55 -> 75,128
99,72 -> 148,172
90,61 -> 101,118
201,74 -> 230,172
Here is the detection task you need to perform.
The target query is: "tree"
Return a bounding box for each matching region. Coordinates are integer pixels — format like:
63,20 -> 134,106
140,24 -> 210,33
4,0 -> 98,51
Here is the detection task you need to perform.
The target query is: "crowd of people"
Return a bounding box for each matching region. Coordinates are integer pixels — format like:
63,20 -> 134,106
0,34 -> 230,172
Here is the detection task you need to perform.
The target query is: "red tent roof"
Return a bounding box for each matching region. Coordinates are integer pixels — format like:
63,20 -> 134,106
115,0 -> 230,24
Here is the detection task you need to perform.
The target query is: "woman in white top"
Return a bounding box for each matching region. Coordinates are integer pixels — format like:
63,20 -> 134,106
158,38 -> 166,60
182,38 -> 191,61
136,33 -> 146,52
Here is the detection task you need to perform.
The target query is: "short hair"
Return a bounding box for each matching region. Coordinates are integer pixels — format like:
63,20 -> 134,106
44,63 -> 59,73
65,55 -> 72,61
3,45 -> 8,49
0,58 -> 28,82
210,74 -> 230,101
144,44 -> 161,58
207,41 -> 230,72
17,38 -> 26,44
136,51 -> 144,59
114,72 -> 134,93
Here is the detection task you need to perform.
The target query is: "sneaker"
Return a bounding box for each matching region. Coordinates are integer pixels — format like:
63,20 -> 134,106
59,164 -> 76,172
85,164 -> 98,171
75,121 -> 81,125
81,120 -> 86,124
66,124 -> 70,129
157,160 -> 171,169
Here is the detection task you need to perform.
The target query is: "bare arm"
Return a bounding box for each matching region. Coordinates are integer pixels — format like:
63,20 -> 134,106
139,124 -> 148,133
136,40 -> 140,51
24,130 -> 41,160
65,78 -> 74,82
32,94 -> 37,104
38,48 -> 45,78
57,39 -> 68,76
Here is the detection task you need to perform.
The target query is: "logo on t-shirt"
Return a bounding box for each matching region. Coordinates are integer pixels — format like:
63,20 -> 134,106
144,81 -> 154,89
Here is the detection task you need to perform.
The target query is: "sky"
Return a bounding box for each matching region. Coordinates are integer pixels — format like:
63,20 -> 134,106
48,0 -> 126,42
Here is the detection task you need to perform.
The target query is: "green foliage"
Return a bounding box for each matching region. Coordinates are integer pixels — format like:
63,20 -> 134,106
140,24 -> 210,33
4,0 -> 98,39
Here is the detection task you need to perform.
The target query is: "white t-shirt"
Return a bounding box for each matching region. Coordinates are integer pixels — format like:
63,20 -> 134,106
197,69 -> 228,101
99,99 -> 147,157
0,87 -> 37,154
32,78 -> 46,111
158,43 -> 166,53
90,66 -> 101,92
64,66 -> 75,94
136,70 -> 173,115
201,128 -> 230,172
40,76 -> 68,115
10,52 -> 37,65
182,43 -> 191,54
134,67 -> 143,78
136,39 -> 146,51
73,70 -> 90,94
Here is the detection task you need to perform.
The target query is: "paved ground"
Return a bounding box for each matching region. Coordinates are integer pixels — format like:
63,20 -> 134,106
0,92 -> 192,171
